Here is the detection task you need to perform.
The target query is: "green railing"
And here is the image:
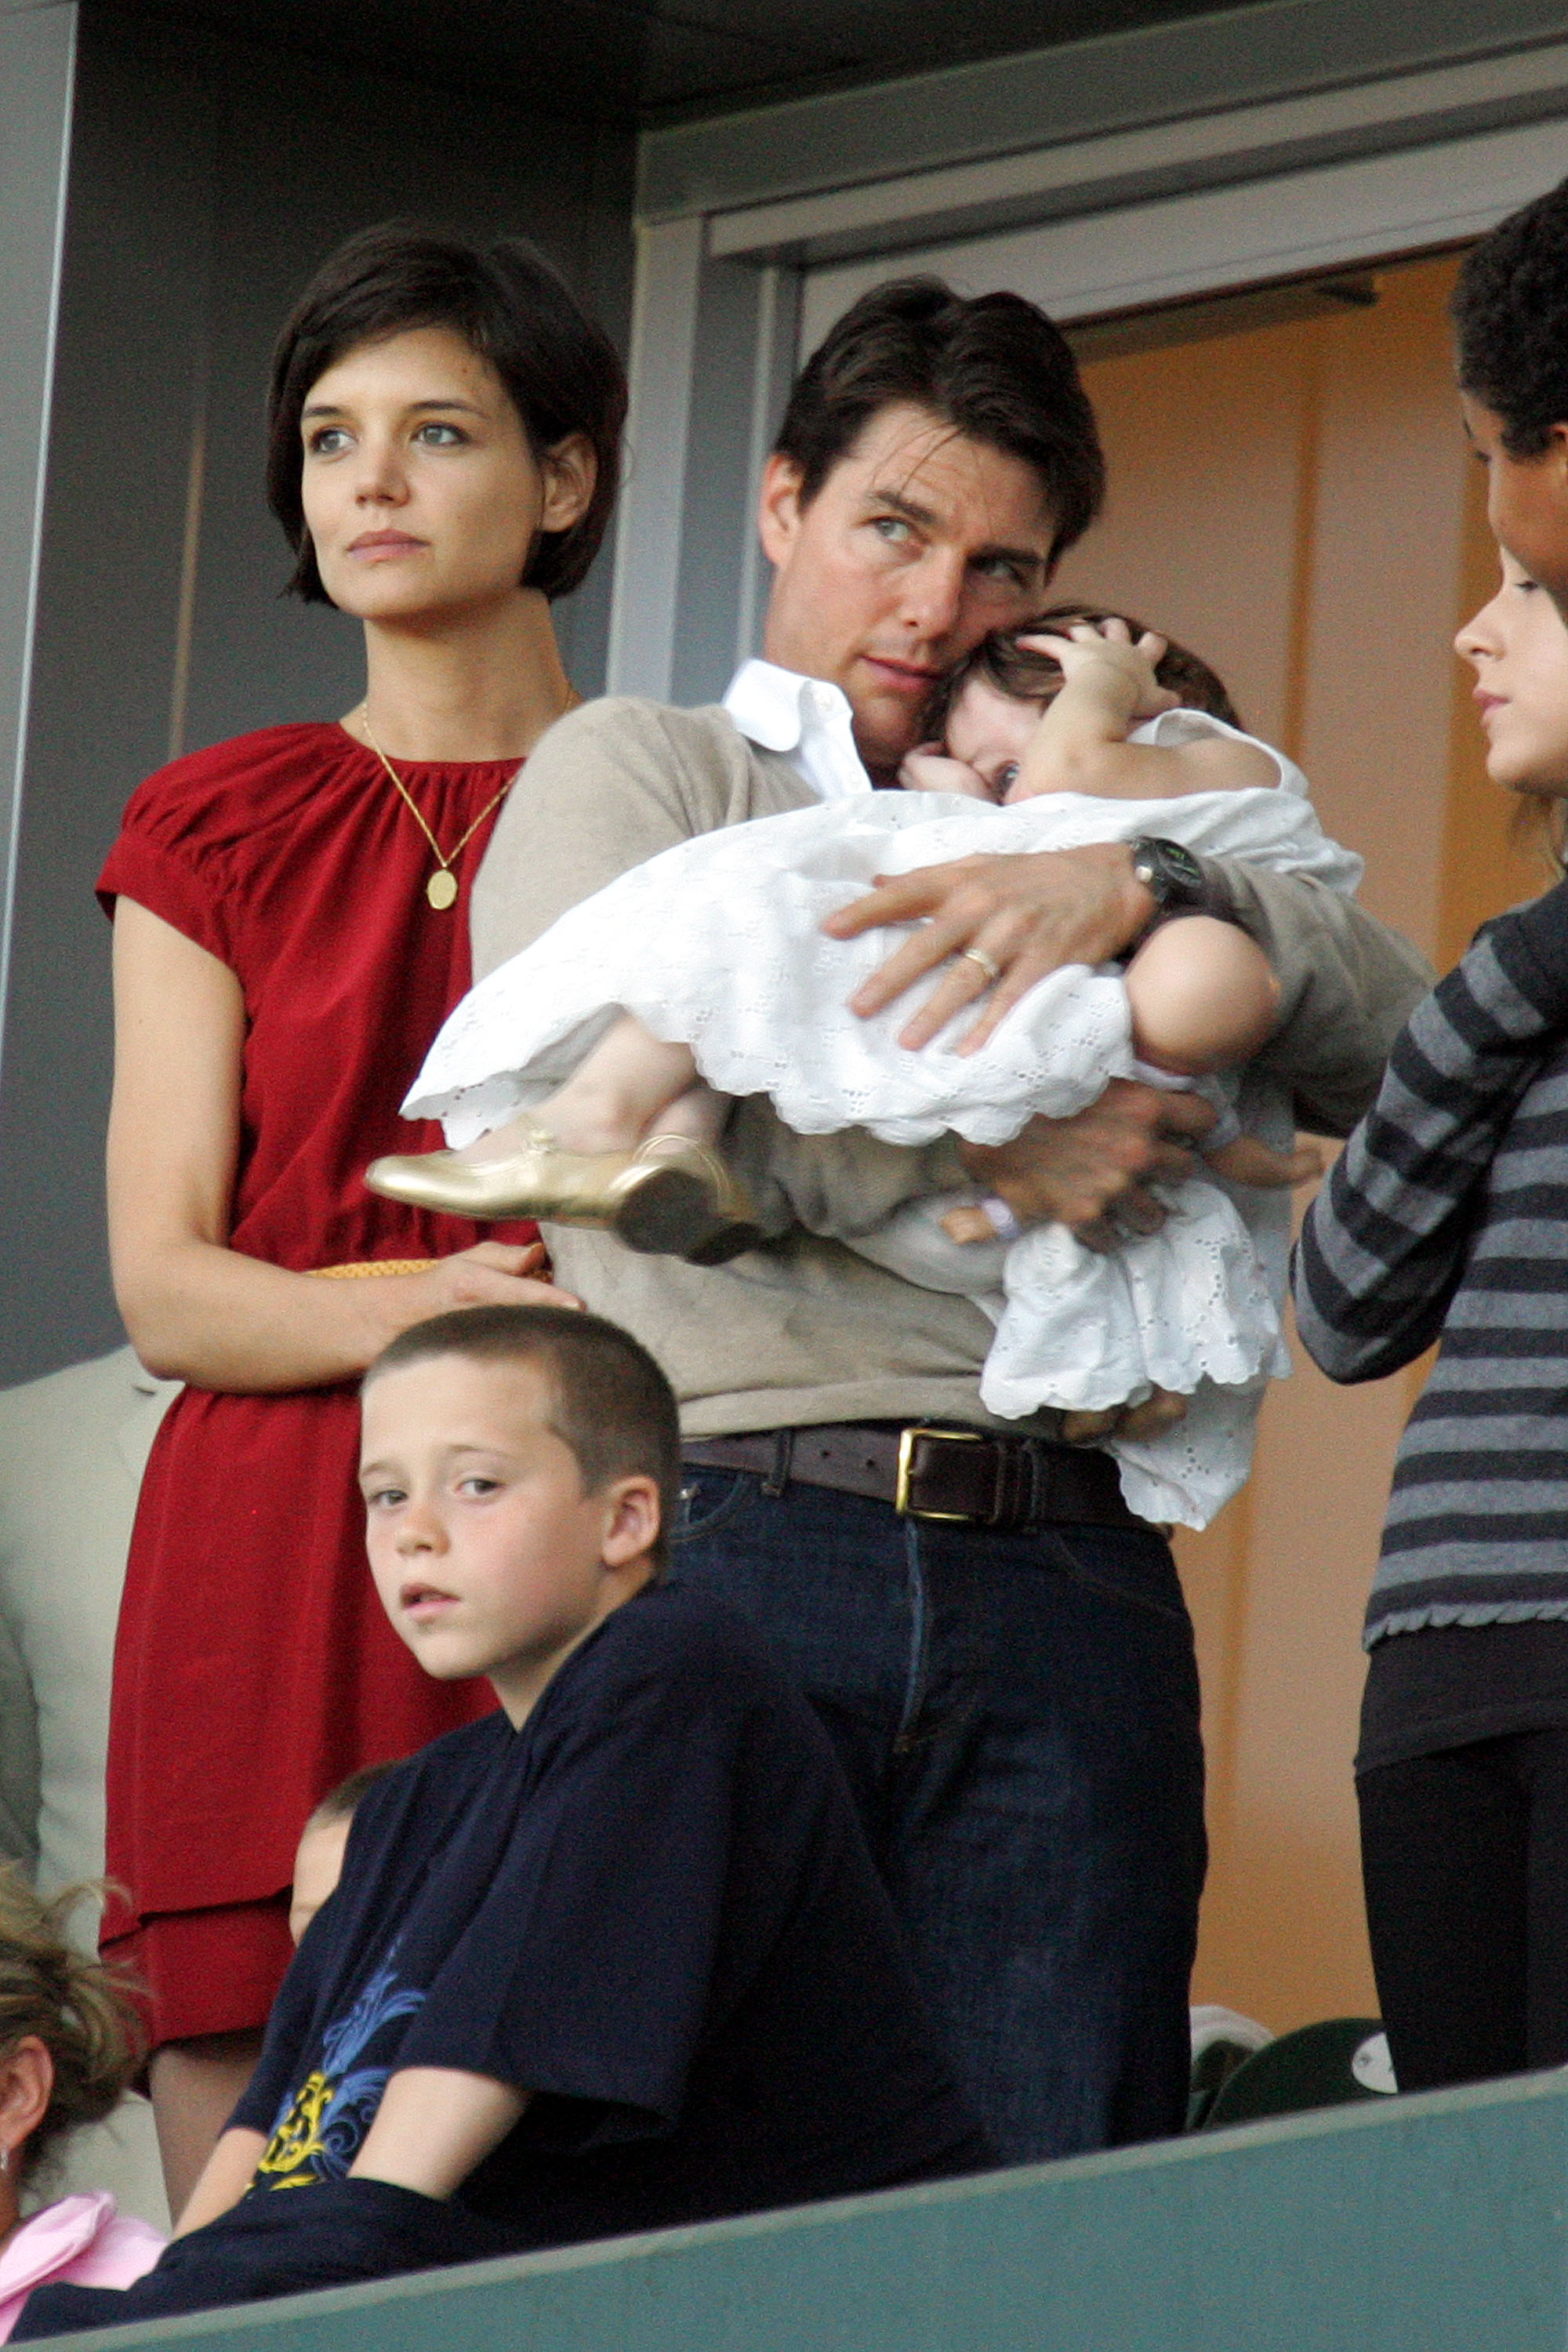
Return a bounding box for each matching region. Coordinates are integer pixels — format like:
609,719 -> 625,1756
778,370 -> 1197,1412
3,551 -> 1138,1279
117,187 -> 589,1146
52,2067 -> 1568,2352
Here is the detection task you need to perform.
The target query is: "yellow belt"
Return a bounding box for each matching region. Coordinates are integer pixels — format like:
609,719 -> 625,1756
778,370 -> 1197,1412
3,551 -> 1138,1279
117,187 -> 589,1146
307,1259 -> 435,1279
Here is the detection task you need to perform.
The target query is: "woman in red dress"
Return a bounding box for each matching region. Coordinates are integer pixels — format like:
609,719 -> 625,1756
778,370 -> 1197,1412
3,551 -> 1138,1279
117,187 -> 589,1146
99,225 -> 626,2211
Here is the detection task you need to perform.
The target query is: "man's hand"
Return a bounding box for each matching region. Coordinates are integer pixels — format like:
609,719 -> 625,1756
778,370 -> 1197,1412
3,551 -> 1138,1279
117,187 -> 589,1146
957,1081 -> 1218,1249
822,842 -> 1157,1051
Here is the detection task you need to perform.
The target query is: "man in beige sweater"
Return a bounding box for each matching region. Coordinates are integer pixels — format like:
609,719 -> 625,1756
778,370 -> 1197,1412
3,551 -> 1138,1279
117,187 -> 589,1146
472,278 -> 1432,2163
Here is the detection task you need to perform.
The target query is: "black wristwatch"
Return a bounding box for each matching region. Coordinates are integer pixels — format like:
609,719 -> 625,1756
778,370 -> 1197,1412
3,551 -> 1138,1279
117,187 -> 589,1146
1129,836 -> 1207,914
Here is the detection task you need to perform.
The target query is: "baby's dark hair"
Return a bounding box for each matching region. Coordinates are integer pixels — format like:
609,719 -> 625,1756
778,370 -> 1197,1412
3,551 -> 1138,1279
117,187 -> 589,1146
364,1305 -> 681,1571
304,1761 -> 400,1837
926,601 -> 1243,741
1453,176 -> 1568,456
0,1869 -> 144,2187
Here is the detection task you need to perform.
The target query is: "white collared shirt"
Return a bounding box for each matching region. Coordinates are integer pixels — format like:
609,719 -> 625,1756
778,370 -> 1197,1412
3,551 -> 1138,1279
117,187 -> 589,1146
722,659 -> 873,804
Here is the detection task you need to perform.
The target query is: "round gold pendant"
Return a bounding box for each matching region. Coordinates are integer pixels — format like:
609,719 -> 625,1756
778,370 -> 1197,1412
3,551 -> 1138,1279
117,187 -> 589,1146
426,869 -> 459,911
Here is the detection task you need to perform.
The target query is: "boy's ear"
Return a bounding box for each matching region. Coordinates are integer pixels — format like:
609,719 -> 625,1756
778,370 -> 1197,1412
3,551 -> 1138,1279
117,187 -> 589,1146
600,1475 -> 661,1570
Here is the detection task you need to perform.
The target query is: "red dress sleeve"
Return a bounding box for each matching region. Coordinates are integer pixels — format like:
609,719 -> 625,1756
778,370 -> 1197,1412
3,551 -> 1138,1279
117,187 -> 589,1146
97,753 -> 253,968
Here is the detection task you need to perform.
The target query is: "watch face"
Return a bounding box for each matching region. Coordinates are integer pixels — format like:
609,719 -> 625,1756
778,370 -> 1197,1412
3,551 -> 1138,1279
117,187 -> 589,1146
1133,837 -> 1203,902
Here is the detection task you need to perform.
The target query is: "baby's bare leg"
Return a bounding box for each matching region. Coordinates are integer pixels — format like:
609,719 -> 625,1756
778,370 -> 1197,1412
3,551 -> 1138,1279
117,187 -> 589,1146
1123,916 -> 1279,1077
466,1015 -> 723,1161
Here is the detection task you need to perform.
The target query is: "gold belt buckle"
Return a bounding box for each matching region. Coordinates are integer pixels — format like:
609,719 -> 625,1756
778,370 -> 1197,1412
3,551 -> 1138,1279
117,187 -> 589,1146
895,1425 -> 989,1522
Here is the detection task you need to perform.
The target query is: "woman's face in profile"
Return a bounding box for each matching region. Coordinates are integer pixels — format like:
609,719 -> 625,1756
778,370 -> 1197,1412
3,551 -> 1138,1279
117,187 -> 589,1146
1456,548 -> 1568,796
298,325 -> 589,625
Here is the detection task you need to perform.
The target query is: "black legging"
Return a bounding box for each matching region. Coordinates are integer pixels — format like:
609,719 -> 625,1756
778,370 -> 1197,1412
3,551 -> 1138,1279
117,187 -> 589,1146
1358,1727 -> 1568,2092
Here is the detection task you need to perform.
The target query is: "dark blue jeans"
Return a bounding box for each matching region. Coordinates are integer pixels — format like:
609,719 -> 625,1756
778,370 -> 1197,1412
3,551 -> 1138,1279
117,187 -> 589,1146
673,1465 -> 1206,2165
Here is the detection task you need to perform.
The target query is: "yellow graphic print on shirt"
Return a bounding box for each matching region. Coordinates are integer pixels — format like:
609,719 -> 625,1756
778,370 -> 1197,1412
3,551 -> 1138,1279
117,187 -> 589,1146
256,2071 -> 336,2190
256,1958 -> 426,2190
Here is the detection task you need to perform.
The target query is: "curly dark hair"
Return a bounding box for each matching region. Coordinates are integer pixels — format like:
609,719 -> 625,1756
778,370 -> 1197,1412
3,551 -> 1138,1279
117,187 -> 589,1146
1454,176 -> 1568,456
776,278 -> 1105,571
923,601 -> 1243,742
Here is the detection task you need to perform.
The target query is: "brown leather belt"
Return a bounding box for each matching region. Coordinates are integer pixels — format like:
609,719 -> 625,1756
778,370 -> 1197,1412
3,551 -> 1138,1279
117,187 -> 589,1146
681,1423 -> 1139,1533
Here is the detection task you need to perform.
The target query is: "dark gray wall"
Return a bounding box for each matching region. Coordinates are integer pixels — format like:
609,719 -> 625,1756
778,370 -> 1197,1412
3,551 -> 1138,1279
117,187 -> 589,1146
0,3 -> 75,1031
0,3 -> 633,1384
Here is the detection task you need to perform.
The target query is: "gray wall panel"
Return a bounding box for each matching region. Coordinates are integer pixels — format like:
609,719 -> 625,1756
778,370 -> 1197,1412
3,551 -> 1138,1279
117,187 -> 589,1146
0,20 -> 215,1383
0,3 -> 74,1105
669,256 -> 774,710
639,0 -> 1568,220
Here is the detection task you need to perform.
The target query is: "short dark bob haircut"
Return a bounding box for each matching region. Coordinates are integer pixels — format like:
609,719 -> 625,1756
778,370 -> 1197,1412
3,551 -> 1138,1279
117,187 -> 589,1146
364,1304 -> 681,1572
1454,174 -> 1568,456
775,277 -> 1105,571
925,601 -> 1242,742
267,223 -> 627,605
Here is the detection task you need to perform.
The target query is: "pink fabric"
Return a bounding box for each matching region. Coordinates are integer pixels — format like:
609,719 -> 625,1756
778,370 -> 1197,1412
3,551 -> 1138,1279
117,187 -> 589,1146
0,2193 -> 165,2340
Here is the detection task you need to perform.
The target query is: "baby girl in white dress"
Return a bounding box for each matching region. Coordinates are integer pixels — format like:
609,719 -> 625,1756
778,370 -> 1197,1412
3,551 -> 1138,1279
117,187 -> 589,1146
372,615 -> 1361,1525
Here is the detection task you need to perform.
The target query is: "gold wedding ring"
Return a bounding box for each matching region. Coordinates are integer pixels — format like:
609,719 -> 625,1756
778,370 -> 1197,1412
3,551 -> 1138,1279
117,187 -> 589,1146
960,945 -> 1004,985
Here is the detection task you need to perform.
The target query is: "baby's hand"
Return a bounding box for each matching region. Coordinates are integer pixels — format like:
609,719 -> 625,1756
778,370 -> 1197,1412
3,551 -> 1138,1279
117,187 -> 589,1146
939,1195 -> 1022,1245
1018,617 -> 1180,727
898,744 -> 997,800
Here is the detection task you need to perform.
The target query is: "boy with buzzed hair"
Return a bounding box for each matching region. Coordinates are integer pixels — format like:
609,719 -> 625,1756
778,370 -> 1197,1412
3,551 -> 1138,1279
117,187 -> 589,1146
16,1307 -> 985,2336
1454,171 -> 1568,616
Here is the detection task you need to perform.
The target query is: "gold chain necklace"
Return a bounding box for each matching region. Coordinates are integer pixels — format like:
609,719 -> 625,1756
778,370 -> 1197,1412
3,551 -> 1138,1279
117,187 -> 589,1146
359,706 -> 518,910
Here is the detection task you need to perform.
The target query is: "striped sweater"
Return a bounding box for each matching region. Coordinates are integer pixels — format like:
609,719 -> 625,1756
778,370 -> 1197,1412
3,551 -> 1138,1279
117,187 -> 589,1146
1294,880 -> 1568,1646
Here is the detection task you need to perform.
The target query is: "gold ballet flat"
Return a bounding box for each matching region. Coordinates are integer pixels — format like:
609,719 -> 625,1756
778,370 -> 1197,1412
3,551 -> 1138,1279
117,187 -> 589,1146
365,1127 -> 764,1267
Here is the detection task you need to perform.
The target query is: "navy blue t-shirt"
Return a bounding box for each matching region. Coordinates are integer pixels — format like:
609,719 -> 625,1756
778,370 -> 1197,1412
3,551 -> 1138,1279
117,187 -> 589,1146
230,1582 -> 986,2250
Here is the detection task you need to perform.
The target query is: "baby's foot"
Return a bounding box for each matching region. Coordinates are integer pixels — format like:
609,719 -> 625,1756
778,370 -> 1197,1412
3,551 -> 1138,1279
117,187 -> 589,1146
1062,1387 -> 1189,1445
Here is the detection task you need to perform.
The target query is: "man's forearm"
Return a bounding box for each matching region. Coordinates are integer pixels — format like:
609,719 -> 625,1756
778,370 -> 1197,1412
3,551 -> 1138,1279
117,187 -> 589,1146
726,1100 -> 968,1241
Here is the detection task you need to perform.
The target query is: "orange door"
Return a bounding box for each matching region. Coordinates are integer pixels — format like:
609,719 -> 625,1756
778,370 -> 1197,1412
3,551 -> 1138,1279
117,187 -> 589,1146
1054,251 -> 1543,2027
